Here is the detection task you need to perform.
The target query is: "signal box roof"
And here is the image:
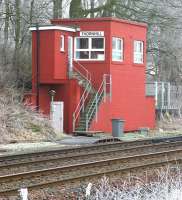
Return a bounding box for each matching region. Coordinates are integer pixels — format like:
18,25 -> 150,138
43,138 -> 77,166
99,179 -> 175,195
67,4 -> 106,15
51,17 -> 147,28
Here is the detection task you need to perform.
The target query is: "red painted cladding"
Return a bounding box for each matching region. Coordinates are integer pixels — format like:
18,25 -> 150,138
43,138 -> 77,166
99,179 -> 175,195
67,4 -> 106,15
32,30 -> 74,83
34,81 -> 81,133
52,19 -> 111,90
31,17 -> 155,134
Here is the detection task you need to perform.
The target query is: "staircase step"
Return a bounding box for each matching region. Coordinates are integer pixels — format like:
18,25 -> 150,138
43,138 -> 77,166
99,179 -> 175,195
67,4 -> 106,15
72,71 -> 106,132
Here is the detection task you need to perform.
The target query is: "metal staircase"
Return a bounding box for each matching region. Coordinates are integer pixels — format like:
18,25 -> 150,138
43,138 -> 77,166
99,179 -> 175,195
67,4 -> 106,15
72,62 -> 112,132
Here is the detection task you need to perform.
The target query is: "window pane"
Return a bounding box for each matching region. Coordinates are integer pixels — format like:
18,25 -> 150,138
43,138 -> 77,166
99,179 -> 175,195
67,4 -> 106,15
76,51 -> 89,59
112,51 -> 122,61
134,41 -> 143,63
134,41 -> 137,52
117,40 -> 121,50
92,38 -> 104,49
112,38 -> 116,50
139,42 -> 143,52
76,38 -> 88,49
91,51 -> 104,60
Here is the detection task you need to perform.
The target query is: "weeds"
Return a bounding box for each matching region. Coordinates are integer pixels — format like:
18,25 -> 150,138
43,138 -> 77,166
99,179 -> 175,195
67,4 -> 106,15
89,165 -> 182,200
0,87 -> 56,143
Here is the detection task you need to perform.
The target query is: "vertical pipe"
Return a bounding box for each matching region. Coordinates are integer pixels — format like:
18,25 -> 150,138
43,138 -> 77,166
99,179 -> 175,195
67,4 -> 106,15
36,24 -> 40,111
110,75 -> 112,102
95,94 -> 98,122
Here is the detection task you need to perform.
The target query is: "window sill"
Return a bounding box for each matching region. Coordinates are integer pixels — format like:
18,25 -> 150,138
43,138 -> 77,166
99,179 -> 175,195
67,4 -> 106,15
133,63 -> 145,67
74,60 -> 106,64
111,61 -> 125,65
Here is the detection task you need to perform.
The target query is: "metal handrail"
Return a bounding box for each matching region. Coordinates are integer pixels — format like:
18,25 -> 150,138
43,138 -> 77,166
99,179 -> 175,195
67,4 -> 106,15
72,61 -> 92,132
73,60 -> 91,82
86,74 -> 112,131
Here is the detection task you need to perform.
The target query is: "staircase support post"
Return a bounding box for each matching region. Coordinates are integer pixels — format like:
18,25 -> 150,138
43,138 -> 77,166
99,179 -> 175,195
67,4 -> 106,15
82,96 -> 85,112
110,75 -> 112,102
73,113 -> 75,132
86,113 -> 88,131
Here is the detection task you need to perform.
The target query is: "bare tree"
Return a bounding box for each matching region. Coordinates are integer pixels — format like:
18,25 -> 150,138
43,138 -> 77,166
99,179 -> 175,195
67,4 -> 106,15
53,0 -> 63,19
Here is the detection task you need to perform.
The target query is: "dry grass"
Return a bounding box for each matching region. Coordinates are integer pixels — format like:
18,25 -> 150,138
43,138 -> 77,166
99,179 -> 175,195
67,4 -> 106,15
88,165 -> 182,200
0,87 -> 57,144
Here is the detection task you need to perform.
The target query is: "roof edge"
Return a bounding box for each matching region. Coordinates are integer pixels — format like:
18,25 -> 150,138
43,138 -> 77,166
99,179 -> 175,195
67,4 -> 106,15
51,17 -> 147,28
29,25 -> 79,32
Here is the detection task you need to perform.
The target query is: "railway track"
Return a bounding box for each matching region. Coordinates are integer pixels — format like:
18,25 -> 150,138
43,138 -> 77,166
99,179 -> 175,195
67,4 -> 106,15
0,136 -> 182,195
0,140 -> 182,176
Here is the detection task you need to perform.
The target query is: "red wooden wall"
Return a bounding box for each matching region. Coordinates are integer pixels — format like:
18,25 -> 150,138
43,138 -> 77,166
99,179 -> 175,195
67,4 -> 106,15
31,17 -> 155,133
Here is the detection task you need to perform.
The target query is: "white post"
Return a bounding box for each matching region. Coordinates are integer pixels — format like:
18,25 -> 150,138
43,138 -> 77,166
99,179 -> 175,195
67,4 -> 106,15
85,183 -> 92,199
18,188 -> 28,200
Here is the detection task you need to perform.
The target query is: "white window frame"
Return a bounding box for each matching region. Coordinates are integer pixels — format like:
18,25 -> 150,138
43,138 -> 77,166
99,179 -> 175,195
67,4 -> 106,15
60,35 -> 65,52
134,40 -> 144,64
112,37 -> 123,62
74,37 -> 105,61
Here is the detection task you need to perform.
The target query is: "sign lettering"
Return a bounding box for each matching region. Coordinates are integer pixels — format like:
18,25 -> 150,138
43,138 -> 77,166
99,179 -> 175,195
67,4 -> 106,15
80,31 -> 104,37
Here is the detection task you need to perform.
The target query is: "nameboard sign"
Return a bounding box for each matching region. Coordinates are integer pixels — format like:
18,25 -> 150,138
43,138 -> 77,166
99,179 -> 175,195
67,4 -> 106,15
80,31 -> 104,37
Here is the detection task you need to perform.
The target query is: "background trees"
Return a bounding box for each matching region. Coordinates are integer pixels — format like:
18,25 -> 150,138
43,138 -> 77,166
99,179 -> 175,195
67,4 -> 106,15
0,0 -> 182,89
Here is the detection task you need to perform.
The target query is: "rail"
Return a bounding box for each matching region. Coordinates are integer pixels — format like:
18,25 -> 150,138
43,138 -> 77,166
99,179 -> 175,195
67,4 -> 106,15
72,61 -> 92,131
1,138 -> 182,195
86,74 -> 112,130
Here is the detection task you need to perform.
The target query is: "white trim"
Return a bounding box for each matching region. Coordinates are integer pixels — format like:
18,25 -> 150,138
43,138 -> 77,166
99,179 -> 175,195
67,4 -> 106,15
68,36 -> 73,71
74,37 -> 105,61
134,40 -> 144,64
60,35 -> 65,52
112,37 -> 123,62
29,26 -> 76,32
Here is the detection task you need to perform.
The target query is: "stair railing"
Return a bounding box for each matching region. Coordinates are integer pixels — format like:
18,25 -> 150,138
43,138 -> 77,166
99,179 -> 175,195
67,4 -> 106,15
72,61 -> 92,132
72,60 -> 91,83
86,74 -> 112,131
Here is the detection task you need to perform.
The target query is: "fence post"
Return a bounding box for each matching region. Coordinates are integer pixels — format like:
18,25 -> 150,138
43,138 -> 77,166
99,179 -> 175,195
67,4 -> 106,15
168,82 -> 171,108
161,82 -> 165,108
155,81 -> 158,107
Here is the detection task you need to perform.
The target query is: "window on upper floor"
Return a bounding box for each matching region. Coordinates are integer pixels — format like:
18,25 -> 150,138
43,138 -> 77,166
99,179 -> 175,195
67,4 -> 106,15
134,40 -> 144,64
75,37 -> 105,61
112,37 -> 123,62
60,35 -> 65,52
